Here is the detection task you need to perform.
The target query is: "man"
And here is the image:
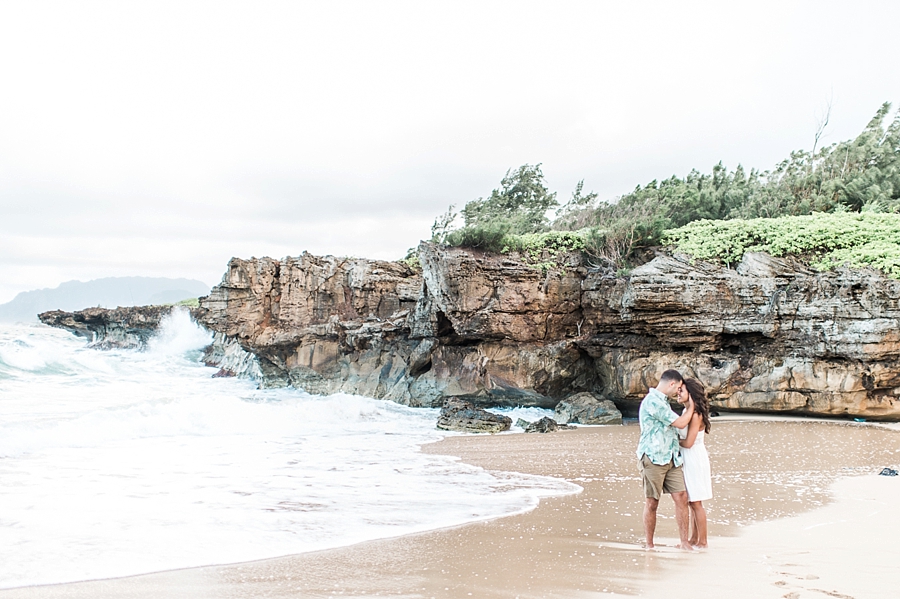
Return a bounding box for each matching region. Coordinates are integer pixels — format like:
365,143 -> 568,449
637,368 -> 694,550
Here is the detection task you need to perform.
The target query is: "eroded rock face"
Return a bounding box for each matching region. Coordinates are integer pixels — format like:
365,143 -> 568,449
193,253 -> 431,402
43,245 -> 900,420
579,252 -> 900,419
192,248 -> 596,408
201,332 -> 262,380
192,246 -> 900,419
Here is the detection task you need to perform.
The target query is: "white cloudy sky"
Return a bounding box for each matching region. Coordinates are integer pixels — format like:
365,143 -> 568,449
1,0 -> 898,302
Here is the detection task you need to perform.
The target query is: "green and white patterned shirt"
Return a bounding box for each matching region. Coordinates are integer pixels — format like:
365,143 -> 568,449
636,387 -> 682,466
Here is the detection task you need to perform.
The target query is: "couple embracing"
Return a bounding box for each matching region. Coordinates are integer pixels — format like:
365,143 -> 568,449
636,369 -> 712,550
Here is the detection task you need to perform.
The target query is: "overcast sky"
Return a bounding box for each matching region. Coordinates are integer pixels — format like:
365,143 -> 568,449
1,1 -> 899,303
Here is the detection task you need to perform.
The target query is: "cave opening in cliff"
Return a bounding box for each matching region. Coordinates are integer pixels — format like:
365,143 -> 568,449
717,332 -> 773,354
409,356 -> 432,377
434,310 -> 480,346
435,310 -> 455,337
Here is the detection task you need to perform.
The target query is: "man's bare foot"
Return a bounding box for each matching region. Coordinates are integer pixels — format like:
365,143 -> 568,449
675,543 -> 694,551
643,542 -> 655,550
693,543 -> 708,549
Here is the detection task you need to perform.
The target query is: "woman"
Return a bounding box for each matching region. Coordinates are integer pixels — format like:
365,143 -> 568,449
677,377 -> 712,548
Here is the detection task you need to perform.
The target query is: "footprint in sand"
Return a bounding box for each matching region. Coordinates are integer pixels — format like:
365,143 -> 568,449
777,571 -> 820,581
809,590 -> 854,599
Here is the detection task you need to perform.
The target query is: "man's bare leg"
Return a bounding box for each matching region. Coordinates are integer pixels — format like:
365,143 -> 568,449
643,497 -> 659,548
672,491 -> 693,550
689,501 -> 708,548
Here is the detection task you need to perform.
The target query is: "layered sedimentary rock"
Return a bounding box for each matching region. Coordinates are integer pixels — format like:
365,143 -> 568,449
41,243 -> 900,420
191,249 -> 597,408
192,245 -> 900,420
579,252 -> 900,419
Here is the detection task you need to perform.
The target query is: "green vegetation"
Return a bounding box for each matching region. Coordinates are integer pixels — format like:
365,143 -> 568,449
428,102 -> 900,275
431,164 -> 559,253
175,297 -> 200,307
398,248 -> 422,271
665,212 -> 900,278
500,230 -> 587,272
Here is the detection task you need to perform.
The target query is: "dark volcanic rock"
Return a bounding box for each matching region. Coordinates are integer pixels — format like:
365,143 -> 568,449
555,392 -> 623,425
38,306 -> 179,349
435,398 -> 512,433
524,416 -> 558,433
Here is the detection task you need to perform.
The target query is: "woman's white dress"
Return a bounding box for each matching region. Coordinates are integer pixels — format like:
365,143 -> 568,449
677,427 -> 713,502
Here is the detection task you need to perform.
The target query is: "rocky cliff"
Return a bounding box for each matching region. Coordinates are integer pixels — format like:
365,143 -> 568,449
579,252 -> 900,419
189,244 -> 900,420
191,247 -> 597,408
41,244 -> 900,420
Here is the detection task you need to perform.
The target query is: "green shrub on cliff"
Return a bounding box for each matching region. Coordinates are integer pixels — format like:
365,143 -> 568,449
664,212 -> 900,278
175,297 -> 200,307
500,230 -> 587,272
431,102 -> 900,270
398,248 -> 422,271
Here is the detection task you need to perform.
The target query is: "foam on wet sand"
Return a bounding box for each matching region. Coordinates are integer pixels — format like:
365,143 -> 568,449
2,419 -> 898,598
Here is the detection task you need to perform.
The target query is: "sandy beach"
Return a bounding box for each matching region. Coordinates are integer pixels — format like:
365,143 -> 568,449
3,418 -> 899,599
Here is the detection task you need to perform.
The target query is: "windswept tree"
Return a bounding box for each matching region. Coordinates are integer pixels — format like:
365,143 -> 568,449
553,179 -> 599,230
460,163 -> 558,234
432,163 -> 559,248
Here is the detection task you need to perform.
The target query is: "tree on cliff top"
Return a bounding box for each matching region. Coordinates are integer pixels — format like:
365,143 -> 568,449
462,164 -> 558,233
432,164 -> 559,249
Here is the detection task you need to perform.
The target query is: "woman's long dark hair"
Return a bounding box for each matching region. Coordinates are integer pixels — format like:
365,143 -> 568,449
683,378 -> 711,434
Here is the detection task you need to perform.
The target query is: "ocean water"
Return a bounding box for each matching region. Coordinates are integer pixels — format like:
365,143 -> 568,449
0,311 -> 578,589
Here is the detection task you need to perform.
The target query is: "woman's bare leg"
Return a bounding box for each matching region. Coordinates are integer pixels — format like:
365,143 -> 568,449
689,501 -> 708,548
688,503 -> 698,546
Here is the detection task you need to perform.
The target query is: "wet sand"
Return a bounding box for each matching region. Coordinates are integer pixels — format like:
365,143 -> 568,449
3,419 -> 899,598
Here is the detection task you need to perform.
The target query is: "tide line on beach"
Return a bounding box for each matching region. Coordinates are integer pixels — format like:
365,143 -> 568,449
2,420 -> 898,599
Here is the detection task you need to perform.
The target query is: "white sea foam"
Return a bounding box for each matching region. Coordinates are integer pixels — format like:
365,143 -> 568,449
0,314 -> 577,588
490,406 -> 561,430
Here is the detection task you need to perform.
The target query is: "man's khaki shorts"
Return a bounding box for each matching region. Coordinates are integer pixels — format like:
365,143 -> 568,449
638,454 -> 686,500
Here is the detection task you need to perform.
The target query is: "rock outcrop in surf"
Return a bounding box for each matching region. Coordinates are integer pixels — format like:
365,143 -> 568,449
38,306 -> 178,349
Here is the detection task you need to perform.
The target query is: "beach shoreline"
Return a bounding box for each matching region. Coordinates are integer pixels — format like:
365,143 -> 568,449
2,419 -> 898,598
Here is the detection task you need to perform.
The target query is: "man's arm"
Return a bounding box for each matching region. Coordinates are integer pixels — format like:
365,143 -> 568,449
670,398 -> 694,429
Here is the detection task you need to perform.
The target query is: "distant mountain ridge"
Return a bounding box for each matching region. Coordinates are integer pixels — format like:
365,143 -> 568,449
0,277 -> 210,323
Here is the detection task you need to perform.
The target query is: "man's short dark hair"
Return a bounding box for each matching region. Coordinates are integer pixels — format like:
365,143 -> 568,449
659,369 -> 683,384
